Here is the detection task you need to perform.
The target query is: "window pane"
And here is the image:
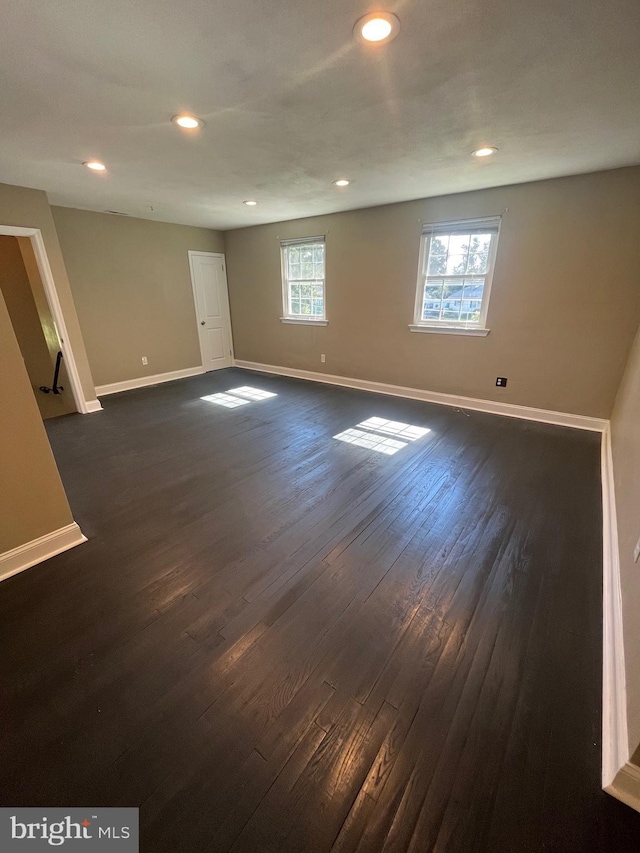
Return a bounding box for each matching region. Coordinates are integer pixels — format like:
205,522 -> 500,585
466,254 -> 488,274
442,302 -> 462,321
440,281 -> 462,321
461,278 -> 484,321
465,234 -> 492,273
423,281 -> 443,320
448,234 -> 471,255
427,252 -> 447,275
442,282 -> 461,300
290,299 -> 301,314
422,308 -> 440,321
312,299 -> 323,316
300,247 -> 314,278
424,282 -> 443,298
430,236 -> 448,256
446,253 -> 467,275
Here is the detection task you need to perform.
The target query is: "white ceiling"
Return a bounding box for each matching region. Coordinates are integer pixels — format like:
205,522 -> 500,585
1,0 -> 639,230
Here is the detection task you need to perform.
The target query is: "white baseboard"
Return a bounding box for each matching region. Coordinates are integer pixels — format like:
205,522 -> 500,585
601,423 -> 629,789
84,399 -> 103,413
606,761 -> 640,812
233,360 -> 607,432
95,366 -> 205,397
0,522 -> 87,584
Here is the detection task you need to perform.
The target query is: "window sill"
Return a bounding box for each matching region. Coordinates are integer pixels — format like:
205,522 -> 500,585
408,324 -> 490,337
280,317 -> 328,326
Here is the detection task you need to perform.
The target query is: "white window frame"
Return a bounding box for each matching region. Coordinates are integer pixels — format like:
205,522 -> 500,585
410,216 -> 501,336
280,236 -> 327,325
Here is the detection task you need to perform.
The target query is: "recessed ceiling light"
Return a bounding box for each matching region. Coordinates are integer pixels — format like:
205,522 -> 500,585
354,12 -> 400,44
472,147 -> 498,158
172,115 -> 204,129
333,179 -> 350,187
83,160 -> 106,171
243,200 -> 257,206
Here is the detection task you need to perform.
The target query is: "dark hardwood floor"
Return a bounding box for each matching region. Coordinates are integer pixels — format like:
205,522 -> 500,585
2,367 -> 640,851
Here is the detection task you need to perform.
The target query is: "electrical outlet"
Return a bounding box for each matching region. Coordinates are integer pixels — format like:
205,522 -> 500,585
141,356 -> 148,365
496,377 -> 507,387
321,354 -> 326,363
634,536 -> 640,564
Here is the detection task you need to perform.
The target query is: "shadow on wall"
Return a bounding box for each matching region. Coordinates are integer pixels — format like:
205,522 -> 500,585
0,235 -> 75,419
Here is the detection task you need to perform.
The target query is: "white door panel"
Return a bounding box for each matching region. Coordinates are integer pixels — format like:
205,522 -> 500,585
189,252 -> 233,371
206,327 -> 225,360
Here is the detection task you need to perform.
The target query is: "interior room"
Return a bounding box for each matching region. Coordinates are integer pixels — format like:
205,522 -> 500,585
1,1 -> 640,851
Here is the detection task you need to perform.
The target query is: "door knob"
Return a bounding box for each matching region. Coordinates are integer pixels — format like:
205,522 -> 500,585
200,321 -> 205,325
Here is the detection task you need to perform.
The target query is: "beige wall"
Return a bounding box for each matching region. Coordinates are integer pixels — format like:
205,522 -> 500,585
0,183 -> 97,404
52,207 -> 224,387
611,323 -> 640,752
0,289 -> 73,553
225,167 -> 640,419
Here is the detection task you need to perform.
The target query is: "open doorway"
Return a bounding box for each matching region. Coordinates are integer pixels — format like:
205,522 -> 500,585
0,235 -> 75,418
0,226 -> 91,419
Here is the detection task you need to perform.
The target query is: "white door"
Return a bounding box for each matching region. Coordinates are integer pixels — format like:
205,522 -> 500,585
189,252 -> 233,371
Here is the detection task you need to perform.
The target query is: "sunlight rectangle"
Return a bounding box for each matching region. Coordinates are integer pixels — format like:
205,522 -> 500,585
200,393 -> 251,408
227,386 -> 277,401
333,428 -> 407,455
358,417 -> 430,440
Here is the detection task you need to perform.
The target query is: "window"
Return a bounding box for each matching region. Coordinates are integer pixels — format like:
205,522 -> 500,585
281,237 -> 326,324
411,217 -> 500,335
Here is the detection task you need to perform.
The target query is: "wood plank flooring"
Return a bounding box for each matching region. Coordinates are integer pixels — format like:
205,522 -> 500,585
1,367 -> 639,851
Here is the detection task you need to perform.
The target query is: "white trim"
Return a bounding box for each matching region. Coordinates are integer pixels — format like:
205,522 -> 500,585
408,324 -> 490,336
85,399 -> 104,412
0,522 -> 87,584
95,366 -> 205,397
601,423 -> 629,788
232,360 -> 607,432
280,318 -> 328,326
606,761 -> 640,813
0,225 -> 96,414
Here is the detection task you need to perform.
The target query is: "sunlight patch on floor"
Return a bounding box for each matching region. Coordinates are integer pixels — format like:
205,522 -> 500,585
333,427 -> 407,455
201,393 -> 251,408
227,386 -> 277,401
334,415 -> 430,455
357,417 -> 430,441
201,386 -> 277,408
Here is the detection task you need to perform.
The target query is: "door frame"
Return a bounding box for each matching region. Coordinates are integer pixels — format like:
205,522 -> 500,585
188,251 -> 235,371
0,224 -> 96,414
